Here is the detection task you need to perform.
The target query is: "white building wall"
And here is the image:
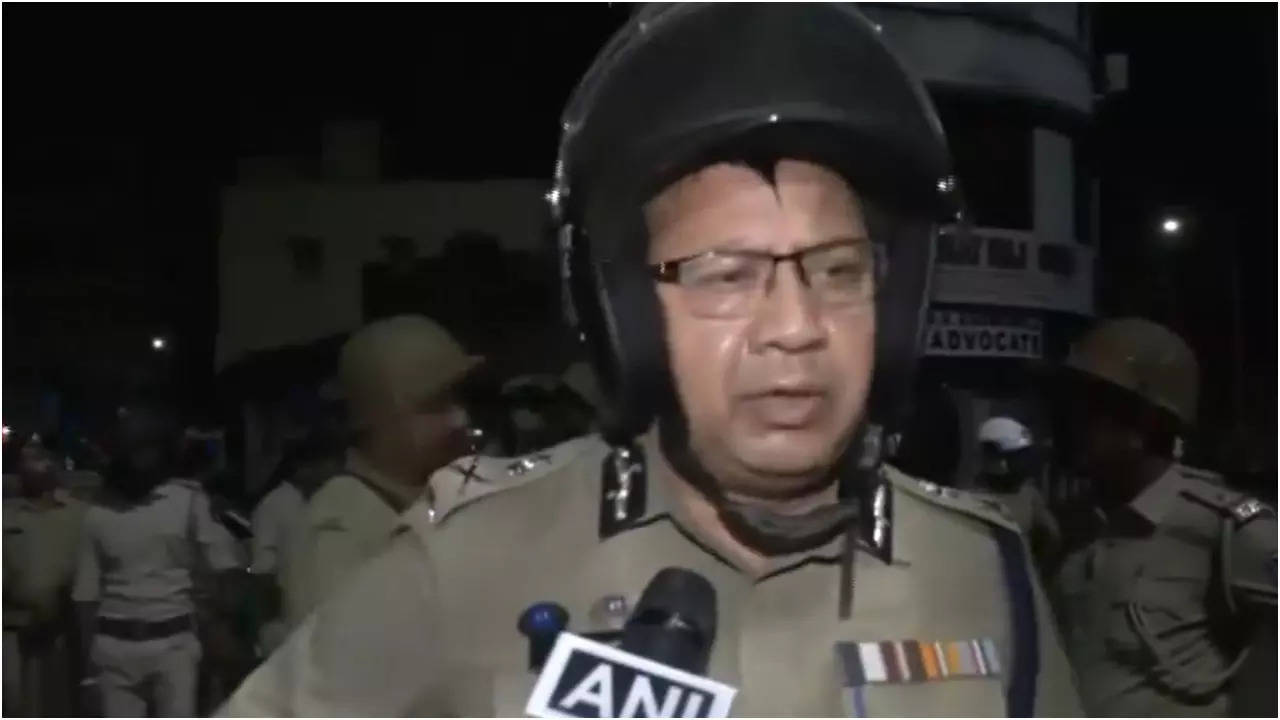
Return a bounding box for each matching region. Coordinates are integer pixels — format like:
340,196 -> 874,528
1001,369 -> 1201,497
216,178 -> 547,369
1033,129 -> 1076,246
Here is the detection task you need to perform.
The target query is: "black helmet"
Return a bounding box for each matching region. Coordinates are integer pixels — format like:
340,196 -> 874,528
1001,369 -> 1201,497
552,3 -> 958,445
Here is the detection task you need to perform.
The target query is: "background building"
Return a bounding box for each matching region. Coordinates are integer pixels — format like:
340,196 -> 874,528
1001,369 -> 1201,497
216,122 -> 568,492
862,3 -> 1097,488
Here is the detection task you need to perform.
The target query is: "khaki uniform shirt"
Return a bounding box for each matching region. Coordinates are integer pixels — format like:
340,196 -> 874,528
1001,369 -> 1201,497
282,440 -> 588,628
3,490 -> 86,627
1051,464 -> 1277,716
72,479 -> 240,621
281,453 -> 406,629
224,435 -> 1081,717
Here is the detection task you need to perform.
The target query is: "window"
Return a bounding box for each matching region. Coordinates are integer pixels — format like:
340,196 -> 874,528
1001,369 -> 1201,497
987,236 -> 1028,270
935,96 -> 1034,231
937,229 -> 982,266
1038,243 -> 1077,277
380,235 -> 416,270
287,236 -> 324,279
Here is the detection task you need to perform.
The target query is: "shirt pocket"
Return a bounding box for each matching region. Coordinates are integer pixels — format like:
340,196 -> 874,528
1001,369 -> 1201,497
1103,560 -> 1211,657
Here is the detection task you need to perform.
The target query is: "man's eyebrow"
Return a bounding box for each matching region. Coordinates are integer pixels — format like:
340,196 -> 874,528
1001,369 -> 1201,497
699,235 -> 871,256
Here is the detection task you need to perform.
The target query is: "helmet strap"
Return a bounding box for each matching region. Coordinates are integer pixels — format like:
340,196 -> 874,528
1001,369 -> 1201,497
654,406 -> 892,560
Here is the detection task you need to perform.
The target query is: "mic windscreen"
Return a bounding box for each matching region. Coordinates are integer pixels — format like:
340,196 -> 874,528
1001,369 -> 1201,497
621,567 -> 717,675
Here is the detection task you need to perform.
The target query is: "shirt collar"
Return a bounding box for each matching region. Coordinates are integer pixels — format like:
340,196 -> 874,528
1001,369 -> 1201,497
345,449 -> 425,512
1127,463 -> 1185,525
611,428 -> 849,578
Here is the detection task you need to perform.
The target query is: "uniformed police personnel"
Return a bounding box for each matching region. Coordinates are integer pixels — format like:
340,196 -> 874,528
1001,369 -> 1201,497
223,5 -> 1083,716
3,434 -> 87,716
280,315 -> 481,626
250,434 -> 339,655
1048,317 -> 1277,716
974,416 -> 1062,566
73,400 -> 242,717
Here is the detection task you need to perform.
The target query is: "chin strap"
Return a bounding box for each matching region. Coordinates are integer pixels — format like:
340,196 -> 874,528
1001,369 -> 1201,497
654,417 -> 895,619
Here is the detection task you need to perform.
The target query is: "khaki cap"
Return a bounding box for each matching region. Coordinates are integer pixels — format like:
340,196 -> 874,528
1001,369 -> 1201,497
339,315 -> 480,428
1064,317 -> 1198,425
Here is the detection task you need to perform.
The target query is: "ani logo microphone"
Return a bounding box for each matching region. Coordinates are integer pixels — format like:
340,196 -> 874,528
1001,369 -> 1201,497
525,568 -> 736,718
524,633 -> 735,718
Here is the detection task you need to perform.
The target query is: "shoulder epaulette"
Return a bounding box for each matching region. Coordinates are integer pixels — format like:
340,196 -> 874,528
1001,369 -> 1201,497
1174,467 -> 1270,525
883,465 -> 1023,535
1178,464 -> 1226,486
420,435 -> 599,527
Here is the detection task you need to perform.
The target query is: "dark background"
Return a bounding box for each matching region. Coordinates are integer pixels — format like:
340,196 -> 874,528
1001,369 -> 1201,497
4,4 -> 1276,451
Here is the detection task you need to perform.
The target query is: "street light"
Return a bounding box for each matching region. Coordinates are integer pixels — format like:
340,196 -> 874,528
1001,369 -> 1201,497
151,336 -> 168,351
1160,217 -> 1182,236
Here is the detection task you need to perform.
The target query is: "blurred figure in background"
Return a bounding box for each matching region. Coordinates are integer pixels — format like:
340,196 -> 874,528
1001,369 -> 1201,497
73,399 -> 242,717
178,425 -> 255,714
3,433 -> 87,716
1048,318 -> 1276,716
249,433 -> 340,656
973,415 -> 1061,570
281,315 -> 480,627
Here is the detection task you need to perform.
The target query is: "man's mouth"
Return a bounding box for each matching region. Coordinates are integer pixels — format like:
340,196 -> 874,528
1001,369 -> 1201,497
739,388 -> 827,428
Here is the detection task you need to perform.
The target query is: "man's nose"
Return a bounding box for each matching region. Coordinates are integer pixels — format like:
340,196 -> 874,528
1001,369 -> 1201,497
748,261 -> 826,354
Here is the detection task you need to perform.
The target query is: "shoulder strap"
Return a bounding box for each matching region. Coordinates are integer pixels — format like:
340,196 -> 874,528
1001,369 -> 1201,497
884,467 -> 1022,534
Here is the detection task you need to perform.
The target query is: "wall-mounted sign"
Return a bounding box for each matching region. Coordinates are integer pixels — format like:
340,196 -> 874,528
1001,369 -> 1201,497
931,226 -> 1094,316
924,309 -> 1044,359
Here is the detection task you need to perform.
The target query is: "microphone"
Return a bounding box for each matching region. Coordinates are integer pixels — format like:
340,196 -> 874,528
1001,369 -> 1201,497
525,568 -> 736,718
620,567 -> 717,675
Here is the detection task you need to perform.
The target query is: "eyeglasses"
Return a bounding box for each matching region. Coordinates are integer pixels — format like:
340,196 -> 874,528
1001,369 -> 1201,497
648,238 -> 886,319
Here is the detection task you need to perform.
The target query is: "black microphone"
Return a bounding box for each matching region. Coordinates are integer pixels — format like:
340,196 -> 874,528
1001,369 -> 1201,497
620,567 -> 717,675
525,567 -> 734,718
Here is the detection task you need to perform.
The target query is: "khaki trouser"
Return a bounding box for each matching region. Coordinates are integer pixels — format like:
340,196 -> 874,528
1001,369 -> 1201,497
92,631 -> 201,717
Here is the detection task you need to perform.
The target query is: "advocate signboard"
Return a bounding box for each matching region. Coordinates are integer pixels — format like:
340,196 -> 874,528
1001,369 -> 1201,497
924,309 -> 1043,359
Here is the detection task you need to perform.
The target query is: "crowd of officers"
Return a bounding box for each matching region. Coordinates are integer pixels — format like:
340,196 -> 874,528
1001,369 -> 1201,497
2,315 -> 597,716
5,313 -> 1271,717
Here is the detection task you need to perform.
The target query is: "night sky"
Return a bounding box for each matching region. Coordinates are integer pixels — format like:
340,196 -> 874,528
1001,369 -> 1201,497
4,4 -> 1277,432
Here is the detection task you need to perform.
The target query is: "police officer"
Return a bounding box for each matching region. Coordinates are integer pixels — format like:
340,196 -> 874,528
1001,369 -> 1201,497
223,5 -> 1082,715
3,434 -> 87,716
1048,317 -> 1277,716
974,416 -> 1061,566
73,400 -> 242,716
280,315 -> 481,626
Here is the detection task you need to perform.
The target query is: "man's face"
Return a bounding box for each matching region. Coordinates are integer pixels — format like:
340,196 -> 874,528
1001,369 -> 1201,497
382,390 -> 472,481
1057,392 -> 1145,504
647,159 -> 875,499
